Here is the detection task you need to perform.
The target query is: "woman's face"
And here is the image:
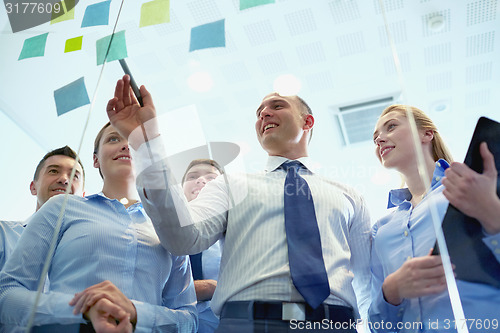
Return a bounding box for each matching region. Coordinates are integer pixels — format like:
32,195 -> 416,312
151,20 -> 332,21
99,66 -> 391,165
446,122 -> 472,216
93,125 -> 134,180
182,163 -> 221,202
373,111 -> 421,171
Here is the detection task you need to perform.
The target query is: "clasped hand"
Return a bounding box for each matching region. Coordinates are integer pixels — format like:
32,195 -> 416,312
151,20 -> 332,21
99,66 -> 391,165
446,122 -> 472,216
69,280 -> 136,333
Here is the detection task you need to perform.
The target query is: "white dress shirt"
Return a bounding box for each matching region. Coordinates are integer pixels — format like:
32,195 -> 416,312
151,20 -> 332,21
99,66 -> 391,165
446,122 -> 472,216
133,136 -> 372,319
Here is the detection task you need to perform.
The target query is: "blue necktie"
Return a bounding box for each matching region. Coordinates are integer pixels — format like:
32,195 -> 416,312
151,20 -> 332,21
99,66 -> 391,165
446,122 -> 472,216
282,161 -> 330,309
189,253 -> 204,280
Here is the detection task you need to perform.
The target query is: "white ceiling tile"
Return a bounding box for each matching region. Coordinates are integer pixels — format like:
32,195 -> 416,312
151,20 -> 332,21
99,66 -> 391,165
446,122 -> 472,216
466,89 -> 491,108
378,20 -> 407,46
257,51 -> 288,75
466,62 -> 493,84
467,0 -> 498,26
296,41 -> 327,65
244,20 -> 277,46
373,0 -> 405,14
328,0 -> 361,24
336,31 -> 366,57
187,0 -> 223,24
466,31 -> 495,56
426,71 -> 452,92
285,8 -> 317,36
424,42 -> 451,66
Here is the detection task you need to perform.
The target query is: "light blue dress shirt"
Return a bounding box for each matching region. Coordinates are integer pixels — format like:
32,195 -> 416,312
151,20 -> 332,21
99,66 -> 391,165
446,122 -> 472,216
196,240 -> 222,333
369,160 -> 500,333
0,220 -> 24,270
0,193 -> 197,333
132,136 -> 372,319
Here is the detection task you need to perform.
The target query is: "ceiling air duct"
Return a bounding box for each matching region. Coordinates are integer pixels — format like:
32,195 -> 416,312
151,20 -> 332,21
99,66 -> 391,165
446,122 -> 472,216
334,93 -> 401,145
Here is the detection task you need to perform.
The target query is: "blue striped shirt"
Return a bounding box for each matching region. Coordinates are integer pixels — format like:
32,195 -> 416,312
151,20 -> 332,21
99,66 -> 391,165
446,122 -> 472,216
0,193 -> 197,332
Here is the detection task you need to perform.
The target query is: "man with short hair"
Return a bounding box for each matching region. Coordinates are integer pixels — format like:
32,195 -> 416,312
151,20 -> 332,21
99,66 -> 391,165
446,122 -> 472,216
0,145 -> 84,270
104,75 -> 371,333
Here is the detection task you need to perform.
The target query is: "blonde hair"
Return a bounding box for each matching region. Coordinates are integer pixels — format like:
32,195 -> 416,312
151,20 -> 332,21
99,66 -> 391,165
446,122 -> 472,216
381,104 -> 453,163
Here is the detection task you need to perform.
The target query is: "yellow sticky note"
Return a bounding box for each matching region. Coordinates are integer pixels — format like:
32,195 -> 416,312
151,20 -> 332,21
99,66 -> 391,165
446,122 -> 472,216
139,0 -> 170,28
65,36 -> 83,53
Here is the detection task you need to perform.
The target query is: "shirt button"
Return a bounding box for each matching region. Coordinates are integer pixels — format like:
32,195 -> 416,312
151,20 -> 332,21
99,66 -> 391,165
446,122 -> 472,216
436,161 -> 441,168
435,176 -> 441,181
404,231 -> 408,237
406,256 -> 412,261
492,240 -> 498,246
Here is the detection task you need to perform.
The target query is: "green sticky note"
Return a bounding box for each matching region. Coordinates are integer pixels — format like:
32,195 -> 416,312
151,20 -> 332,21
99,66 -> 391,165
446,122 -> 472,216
51,0 -> 76,24
139,0 -> 170,28
189,19 -> 225,52
54,77 -> 91,116
18,33 -> 49,60
64,36 -> 83,53
96,30 -> 128,65
240,0 -> 275,10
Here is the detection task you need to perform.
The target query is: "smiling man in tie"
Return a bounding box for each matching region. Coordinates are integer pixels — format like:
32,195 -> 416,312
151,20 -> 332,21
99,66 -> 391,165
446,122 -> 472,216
103,75 -> 372,333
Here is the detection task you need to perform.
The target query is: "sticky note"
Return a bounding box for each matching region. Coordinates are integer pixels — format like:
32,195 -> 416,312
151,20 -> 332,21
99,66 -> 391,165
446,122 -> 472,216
96,30 -> 127,65
51,0 -> 76,24
64,36 -> 83,53
81,1 -> 111,27
189,19 -> 225,52
18,33 -> 49,60
54,77 -> 91,116
139,0 -> 170,28
240,0 -> 275,10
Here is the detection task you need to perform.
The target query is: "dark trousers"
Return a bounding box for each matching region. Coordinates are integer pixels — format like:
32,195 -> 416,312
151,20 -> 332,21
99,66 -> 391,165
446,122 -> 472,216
215,301 -> 357,333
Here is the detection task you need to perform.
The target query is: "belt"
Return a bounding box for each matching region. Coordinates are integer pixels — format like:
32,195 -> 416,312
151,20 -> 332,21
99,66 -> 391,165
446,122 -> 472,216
31,323 -> 95,333
221,301 -> 355,322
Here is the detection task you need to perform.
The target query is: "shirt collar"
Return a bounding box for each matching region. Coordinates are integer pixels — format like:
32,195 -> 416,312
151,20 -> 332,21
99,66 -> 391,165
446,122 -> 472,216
85,192 -> 142,208
265,155 -> 316,173
387,159 -> 450,208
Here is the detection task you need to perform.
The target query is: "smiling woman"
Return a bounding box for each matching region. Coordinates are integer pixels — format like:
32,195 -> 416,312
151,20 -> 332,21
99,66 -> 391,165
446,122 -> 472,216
0,122 -> 198,332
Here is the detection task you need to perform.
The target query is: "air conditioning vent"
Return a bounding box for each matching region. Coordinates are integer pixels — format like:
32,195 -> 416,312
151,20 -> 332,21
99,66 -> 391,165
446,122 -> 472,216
334,94 -> 400,145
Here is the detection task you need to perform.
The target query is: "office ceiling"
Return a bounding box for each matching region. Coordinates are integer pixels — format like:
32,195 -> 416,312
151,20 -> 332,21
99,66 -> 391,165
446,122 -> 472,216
0,0 -> 499,221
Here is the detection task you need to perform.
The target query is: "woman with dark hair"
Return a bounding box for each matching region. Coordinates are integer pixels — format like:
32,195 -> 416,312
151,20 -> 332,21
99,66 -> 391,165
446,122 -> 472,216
0,122 -> 197,333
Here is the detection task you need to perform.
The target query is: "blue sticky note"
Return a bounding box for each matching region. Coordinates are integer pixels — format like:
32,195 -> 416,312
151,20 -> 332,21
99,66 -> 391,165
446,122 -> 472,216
96,30 -> 128,65
18,33 -> 49,60
81,1 -> 111,27
54,77 -> 90,116
189,19 -> 225,52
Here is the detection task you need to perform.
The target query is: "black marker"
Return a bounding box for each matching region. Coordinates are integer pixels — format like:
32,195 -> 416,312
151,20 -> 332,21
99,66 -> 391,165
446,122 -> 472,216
119,59 -> 143,106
